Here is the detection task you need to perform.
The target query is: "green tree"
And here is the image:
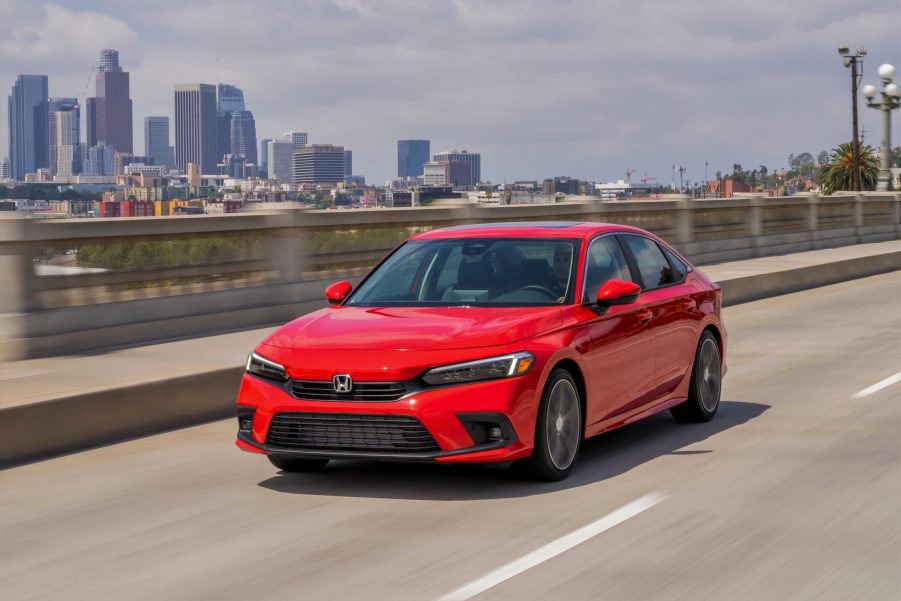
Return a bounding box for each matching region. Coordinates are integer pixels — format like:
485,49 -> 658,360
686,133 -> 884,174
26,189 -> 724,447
816,150 -> 829,166
819,142 -> 879,195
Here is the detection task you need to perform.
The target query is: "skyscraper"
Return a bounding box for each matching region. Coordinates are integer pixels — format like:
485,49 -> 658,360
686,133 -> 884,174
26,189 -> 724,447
259,138 -> 271,176
432,149 -> 481,187
216,84 -> 245,112
8,74 -> 49,181
344,150 -> 353,179
174,84 -> 217,173
215,84 -> 256,166
230,111 -> 257,164
144,116 -> 174,168
397,139 -> 430,178
86,49 -> 133,153
48,97 -> 79,176
267,138 -> 294,183
292,144 -> 345,184
285,131 -> 308,148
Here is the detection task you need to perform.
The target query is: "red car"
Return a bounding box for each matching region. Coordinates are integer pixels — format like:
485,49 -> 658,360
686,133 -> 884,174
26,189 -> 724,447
235,222 -> 725,480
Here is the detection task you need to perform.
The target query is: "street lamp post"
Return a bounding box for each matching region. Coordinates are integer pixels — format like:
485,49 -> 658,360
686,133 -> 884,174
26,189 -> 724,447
839,47 -> 867,191
862,64 -> 900,191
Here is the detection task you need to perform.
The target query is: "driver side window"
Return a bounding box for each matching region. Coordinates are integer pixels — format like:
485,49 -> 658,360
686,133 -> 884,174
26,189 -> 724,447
583,236 -> 631,302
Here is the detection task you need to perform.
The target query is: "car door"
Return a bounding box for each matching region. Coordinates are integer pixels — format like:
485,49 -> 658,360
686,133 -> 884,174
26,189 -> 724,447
578,235 -> 656,425
621,234 -> 700,402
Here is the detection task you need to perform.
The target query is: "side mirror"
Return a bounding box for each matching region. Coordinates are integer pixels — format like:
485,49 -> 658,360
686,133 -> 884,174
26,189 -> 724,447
325,281 -> 352,305
596,279 -> 640,307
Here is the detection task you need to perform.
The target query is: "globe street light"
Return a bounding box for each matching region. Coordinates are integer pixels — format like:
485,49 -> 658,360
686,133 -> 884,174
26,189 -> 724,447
862,63 -> 900,191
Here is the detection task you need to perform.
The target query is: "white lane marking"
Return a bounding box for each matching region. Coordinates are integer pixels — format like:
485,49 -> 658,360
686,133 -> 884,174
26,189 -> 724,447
852,371 -> 901,399
437,492 -> 666,601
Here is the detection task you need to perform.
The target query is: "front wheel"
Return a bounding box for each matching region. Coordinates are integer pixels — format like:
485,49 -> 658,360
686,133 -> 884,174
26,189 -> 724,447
671,331 -> 722,423
523,369 -> 583,481
268,456 -> 330,472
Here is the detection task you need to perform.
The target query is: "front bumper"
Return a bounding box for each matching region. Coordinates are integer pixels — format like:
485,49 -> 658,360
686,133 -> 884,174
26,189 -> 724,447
234,372 -> 539,463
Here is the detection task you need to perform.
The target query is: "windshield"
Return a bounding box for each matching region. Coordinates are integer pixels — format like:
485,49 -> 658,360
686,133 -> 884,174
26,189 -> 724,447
346,237 -> 580,307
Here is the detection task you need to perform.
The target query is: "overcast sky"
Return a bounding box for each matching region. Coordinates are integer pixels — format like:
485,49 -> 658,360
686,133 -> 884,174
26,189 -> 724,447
2,0 -> 899,184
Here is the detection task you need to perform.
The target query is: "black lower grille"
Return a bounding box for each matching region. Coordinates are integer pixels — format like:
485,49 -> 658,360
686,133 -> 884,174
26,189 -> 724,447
290,380 -> 407,401
267,412 -> 440,454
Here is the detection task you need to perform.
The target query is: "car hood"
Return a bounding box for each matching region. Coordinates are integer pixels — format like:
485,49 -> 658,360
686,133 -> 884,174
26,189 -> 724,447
262,305 -> 564,351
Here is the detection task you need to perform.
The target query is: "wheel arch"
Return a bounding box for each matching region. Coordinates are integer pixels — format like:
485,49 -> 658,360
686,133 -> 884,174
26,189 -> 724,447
547,358 -> 587,436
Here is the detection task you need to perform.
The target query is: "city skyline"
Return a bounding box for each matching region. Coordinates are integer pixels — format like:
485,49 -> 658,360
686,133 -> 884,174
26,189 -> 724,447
1,0 -> 898,184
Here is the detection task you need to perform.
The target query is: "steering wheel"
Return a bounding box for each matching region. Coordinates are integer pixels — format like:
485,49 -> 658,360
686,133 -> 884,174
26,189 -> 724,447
517,284 -> 560,299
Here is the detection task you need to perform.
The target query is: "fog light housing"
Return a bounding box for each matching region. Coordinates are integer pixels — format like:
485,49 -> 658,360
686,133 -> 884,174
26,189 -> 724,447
457,413 -> 517,447
236,406 -> 256,433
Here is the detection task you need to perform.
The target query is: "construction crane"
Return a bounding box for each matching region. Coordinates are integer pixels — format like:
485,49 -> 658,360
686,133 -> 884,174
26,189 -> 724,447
625,168 -> 636,183
640,173 -> 657,184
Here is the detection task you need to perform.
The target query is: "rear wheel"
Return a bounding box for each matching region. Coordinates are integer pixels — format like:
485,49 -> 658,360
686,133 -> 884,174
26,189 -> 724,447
523,369 -> 583,481
268,456 -> 330,472
671,331 -> 722,423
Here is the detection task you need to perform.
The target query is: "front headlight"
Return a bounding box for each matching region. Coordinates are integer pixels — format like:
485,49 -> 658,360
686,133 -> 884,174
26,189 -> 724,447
246,352 -> 288,381
422,352 -> 535,386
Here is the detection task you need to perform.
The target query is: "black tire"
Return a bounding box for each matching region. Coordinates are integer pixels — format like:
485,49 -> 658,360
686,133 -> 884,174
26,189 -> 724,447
522,368 -> 583,481
268,456 -> 330,472
671,331 -> 722,423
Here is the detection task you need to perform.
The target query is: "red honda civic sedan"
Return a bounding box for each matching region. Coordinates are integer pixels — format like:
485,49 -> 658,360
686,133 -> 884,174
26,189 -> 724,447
235,222 -> 725,480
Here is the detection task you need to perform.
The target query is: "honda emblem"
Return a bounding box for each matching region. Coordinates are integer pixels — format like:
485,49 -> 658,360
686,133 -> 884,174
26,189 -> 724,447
333,374 -> 353,393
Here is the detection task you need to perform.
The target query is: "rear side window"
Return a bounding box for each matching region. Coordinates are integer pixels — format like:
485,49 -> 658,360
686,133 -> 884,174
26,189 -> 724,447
623,235 -> 676,290
662,246 -> 689,281
583,236 -> 632,302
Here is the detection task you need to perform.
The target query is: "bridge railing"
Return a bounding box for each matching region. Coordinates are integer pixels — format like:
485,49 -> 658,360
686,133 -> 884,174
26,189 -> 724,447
1,193 -> 898,359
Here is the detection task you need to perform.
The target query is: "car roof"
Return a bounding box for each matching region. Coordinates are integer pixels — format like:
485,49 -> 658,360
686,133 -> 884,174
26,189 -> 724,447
411,221 -> 650,240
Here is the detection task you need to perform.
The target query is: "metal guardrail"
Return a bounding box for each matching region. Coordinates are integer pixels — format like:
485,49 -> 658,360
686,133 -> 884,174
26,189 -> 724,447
1,193 -> 898,359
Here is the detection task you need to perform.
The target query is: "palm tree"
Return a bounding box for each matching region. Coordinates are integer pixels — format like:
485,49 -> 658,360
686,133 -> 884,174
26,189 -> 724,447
819,142 -> 879,194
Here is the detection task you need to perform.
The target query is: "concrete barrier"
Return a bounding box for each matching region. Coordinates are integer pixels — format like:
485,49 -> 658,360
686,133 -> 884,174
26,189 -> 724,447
2,193 -> 898,360
1,241 -> 898,469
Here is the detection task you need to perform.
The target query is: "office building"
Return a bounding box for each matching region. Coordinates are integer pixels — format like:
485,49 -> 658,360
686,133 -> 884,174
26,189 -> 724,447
230,110 -> 257,164
8,74 -> 49,181
83,142 -> 115,176
259,138 -> 271,176
267,138 -> 294,183
216,84 -> 245,112
285,131 -> 308,148
144,116 -> 174,168
114,152 -> 151,176
215,84 -> 256,166
292,144 -> 345,184
431,149 -> 481,187
1,156 -> 10,179
86,49 -> 133,153
344,150 -> 352,180
174,84 -> 217,173
84,97 -> 98,147
397,139 -> 430,177
423,161 -> 449,186
48,97 -> 79,176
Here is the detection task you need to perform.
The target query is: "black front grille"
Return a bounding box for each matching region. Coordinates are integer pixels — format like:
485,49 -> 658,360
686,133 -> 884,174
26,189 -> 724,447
289,380 -> 407,401
267,412 -> 440,454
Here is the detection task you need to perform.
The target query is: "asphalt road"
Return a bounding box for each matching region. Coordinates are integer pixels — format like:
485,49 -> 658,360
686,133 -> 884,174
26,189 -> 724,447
2,272 -> 899,601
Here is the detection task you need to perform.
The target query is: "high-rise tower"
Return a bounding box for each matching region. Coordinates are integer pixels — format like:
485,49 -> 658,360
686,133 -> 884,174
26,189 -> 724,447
8,75 -> 49,181
174,84 -> 217,173
86,49 -> 133,153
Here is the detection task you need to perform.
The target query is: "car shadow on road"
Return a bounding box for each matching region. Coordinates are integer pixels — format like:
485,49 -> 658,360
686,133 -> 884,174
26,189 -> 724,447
257,400 -> 769,500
